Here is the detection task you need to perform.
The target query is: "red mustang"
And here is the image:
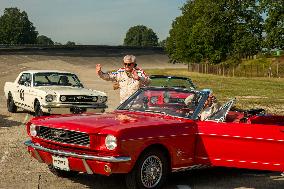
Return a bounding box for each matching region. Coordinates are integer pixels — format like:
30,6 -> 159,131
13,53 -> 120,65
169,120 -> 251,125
25,86 -> 284,189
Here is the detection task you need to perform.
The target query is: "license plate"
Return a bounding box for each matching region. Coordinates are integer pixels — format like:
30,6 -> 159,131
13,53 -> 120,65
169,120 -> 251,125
52,156 -> 70,171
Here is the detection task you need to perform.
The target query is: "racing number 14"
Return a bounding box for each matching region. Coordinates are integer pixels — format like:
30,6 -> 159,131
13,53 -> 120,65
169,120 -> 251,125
20,89 -> 24,101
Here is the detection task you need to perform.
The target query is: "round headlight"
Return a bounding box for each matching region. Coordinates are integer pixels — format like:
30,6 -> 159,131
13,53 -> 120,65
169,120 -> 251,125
92,96 -> 98,102
102,96 -> 108,103
105,135 -> 117,150
60,95 -> 66,102
45,94 -> 55,102
30,124 -> 37,137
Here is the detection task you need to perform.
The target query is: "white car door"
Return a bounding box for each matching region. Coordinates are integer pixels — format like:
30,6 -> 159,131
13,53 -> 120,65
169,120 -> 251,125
16,73 -> 34,110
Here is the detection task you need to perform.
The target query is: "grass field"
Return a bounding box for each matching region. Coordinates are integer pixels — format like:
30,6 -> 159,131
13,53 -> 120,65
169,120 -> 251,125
147,68 -> 284,115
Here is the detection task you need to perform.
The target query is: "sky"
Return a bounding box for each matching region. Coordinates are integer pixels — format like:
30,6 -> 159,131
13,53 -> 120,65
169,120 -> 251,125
0,0 -> 187,45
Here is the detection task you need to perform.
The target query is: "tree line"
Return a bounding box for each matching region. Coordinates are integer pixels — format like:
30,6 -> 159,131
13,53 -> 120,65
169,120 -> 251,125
166,0 -> 283,64
0,8 -> 76,46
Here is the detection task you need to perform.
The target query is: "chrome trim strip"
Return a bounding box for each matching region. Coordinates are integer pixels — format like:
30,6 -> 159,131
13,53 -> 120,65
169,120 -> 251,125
24,140 -> 131,163
82,159 -> 94,174
122,133 -> 191,141
172,164 -> 210,172
196,133 -> 284,142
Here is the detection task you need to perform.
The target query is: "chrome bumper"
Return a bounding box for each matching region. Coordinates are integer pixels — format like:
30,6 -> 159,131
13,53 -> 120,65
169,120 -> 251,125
41,103 -> 107,114
42,103 -> 107,109
24,140 -> 131,163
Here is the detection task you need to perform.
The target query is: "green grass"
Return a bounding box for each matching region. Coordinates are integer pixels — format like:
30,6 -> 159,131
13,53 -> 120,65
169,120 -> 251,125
146,68 -> 284,115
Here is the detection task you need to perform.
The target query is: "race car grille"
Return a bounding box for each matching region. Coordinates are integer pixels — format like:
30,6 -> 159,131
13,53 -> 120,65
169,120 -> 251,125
37,126 -> 90,146
60,95 -> 94,102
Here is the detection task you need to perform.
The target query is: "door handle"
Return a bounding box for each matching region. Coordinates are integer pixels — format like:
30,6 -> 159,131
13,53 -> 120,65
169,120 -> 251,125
281,130 -> 284,132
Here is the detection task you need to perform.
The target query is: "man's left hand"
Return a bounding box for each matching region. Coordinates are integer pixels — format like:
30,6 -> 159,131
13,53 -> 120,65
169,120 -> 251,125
132,69 -> 140,80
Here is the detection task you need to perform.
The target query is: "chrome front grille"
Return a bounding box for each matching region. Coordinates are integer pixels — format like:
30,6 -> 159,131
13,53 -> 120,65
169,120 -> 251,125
60,95 -> 94,102
38,126 -> 90,146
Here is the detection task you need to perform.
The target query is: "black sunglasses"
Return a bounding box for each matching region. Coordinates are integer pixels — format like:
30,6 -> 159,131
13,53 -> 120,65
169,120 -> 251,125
124,63 -> 134,66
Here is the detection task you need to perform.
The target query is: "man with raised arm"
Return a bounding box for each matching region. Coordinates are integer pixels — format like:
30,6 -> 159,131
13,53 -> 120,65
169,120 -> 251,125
96,55 -> 150,103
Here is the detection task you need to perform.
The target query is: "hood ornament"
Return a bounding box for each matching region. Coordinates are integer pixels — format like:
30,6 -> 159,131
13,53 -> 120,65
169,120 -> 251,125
51,129 -> 68,140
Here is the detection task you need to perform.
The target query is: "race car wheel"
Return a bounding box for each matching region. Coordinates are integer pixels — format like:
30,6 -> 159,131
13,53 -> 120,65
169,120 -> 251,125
48,165 -> 78,178
7,93 -> 17,113
125,149 -> 168,189
34,100 -> 44,117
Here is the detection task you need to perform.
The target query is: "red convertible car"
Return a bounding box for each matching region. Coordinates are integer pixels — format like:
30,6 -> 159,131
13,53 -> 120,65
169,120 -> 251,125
25,85 -> 284,189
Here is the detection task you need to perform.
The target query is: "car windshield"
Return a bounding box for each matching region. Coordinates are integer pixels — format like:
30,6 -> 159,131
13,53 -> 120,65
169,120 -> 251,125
33,72 -> 83,87
149,75 -> 196,90
117,88 -> 203,118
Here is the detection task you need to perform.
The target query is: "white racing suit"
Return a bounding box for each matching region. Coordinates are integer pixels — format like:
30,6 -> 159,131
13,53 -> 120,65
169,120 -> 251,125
98,67 -> 150,103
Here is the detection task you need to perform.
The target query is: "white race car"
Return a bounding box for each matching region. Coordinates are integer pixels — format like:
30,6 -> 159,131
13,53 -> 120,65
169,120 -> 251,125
4,70 -> 107,116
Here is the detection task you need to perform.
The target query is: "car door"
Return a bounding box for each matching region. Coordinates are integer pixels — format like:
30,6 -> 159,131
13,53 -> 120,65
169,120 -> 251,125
195,100 -> 284,172
16,73 -> 34,110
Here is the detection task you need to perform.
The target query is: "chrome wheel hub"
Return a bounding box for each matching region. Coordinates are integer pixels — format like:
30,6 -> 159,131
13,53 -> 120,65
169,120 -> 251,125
141,155 -> 162,188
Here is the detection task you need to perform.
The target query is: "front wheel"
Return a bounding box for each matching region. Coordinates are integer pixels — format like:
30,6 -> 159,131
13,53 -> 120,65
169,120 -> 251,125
7,93 -> 17,113
125,149 -> 168,189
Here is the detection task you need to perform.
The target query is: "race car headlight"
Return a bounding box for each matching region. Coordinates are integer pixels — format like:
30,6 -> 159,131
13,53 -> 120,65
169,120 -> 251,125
92,96 -> 98,102
60,95 -> 67,102
45,94 -> 56,102
30,124 -> 37,137
105,135 -> 117,150
102,96 -> 108,103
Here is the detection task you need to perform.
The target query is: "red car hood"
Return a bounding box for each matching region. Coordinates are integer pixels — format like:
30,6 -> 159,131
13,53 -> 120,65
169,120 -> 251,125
30,111 -> 189,134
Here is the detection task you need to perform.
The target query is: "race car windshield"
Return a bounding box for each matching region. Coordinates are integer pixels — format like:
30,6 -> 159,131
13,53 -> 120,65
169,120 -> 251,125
33,72 -> 83,87
117,88 -> 201,118
149,75 -> 196,90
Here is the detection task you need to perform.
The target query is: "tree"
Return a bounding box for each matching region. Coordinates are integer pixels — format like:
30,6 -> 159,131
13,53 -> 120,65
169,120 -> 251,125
124,25 -> 158,47
65,41 -> 76,46
0,7 -> 38,44
37,35 -> 54,45
260,0 -> 284,50
158,39 -> 167,48
166,0 -> 262,64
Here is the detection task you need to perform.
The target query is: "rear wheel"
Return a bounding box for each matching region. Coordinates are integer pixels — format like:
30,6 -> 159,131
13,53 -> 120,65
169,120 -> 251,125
125,149 -> 168,189
48,165 -> 78,178
7,93 -> 17,113
34,100 -> 44,117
